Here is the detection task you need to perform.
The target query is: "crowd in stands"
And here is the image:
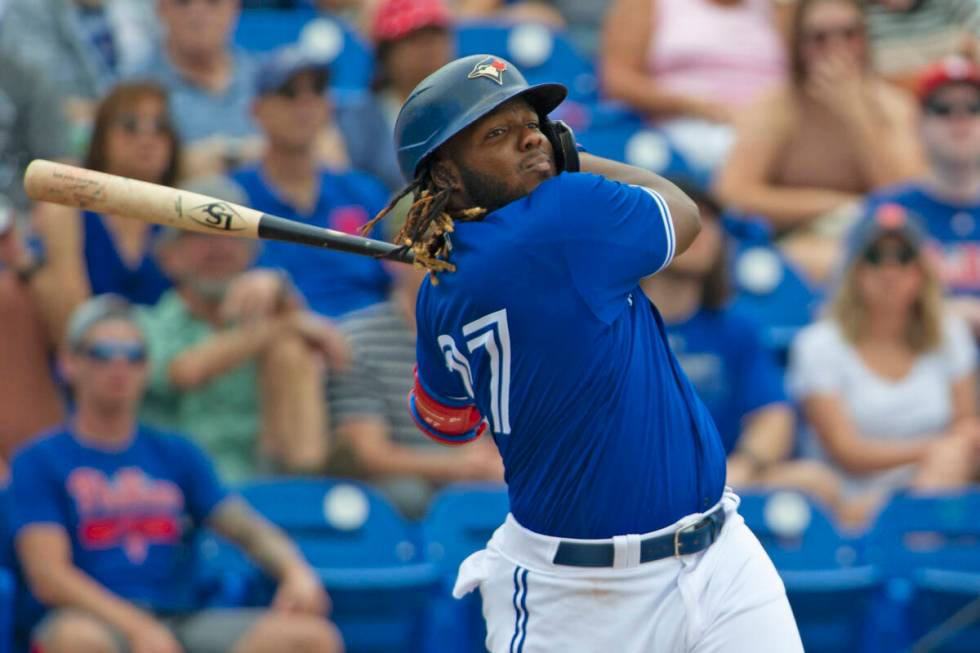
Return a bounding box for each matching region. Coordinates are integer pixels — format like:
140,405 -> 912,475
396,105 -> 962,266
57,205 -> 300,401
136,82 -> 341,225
0,0 -> 978,650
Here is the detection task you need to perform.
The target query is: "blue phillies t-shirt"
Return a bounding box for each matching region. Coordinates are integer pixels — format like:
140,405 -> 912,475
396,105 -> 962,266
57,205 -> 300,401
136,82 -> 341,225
9,425 -> 228,613
665,307 -> 787,455
865,183 -> 980,297
231,166 -> 392,317
415,172 -> 727,539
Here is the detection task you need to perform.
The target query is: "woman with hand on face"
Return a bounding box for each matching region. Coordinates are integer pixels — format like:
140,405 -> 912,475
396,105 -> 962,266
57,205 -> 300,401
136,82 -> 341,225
788,204 -> 979,528
31,82 -> 180,345
715,0 -> 925,284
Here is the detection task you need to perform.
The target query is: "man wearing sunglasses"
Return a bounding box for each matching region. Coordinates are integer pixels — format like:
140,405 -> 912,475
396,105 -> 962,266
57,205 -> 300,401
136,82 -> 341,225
864,55 -> 980,334
8,295 -> 343,653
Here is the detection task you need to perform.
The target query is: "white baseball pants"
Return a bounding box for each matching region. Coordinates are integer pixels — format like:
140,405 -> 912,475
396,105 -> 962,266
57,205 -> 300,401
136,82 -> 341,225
453,489 -> 803,653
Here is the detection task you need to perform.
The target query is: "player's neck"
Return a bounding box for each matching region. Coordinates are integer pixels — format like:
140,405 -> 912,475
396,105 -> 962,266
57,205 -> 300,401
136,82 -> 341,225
640,274 -> 702,322
925,163 -> 980,204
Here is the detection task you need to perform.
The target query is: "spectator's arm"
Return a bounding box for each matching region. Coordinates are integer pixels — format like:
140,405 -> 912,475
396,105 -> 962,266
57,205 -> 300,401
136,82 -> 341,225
727,403 -> 795,485
843,84 -> 925,189
16,525 -> 157,636
29,204 -> 90,345
600,0 -> 727,122
208,497 -> 328,615
714,90 -> 861,229
337,418 -> 501,482
801,394 -> 933,475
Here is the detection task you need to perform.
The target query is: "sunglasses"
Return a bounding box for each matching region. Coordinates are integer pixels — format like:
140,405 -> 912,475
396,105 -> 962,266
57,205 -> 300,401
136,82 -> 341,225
81,341 -> 147,364
924,100 -> 980,118
113,114 -> 171,136
275,75 -> 329,100
863,243 -> 919,266
803,24 -> 863,46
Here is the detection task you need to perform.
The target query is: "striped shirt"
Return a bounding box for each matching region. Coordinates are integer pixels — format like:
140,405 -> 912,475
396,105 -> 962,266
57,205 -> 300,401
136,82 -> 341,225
867,0 -> 980,78
329,300 -> 440,450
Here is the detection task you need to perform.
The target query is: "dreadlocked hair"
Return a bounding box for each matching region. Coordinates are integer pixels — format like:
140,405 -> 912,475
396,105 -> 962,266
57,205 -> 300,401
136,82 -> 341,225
361,165 -> 487,283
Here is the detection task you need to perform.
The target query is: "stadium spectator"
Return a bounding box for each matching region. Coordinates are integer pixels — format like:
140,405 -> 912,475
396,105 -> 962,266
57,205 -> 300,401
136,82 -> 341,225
139,207 -> 350,484
454,0 -> 565,30
640,185 -> 840,507
864,56 -> 980,333
0,198 -> 65,465
0,46 -> 73,211
601,0 -> 788,177
329,261 -> 504,518
231,49 -> 391,318
788,205 -> 979,527
865,0 -> 980,92
715,0 -> 924,283
31,82 -> 179,346
9,294 -> 342,653
0,0 -> 158,136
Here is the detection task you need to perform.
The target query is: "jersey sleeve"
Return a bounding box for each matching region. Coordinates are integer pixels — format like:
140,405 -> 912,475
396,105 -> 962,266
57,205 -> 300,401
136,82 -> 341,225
414,310 -> 474,407
9,445 -> 67,534
551,173 -> 676,322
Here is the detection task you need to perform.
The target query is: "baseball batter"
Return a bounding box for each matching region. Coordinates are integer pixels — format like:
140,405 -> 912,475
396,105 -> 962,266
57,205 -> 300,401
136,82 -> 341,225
367,54 -> 803,653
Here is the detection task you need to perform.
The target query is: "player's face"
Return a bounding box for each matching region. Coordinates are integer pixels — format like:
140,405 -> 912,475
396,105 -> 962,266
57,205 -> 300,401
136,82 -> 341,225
667,205 -> 722,277
445,99 -> 556,212
159,0 -> 240,58
65,320 -> 148,412
799,0 -> 865,70
921,84 -> 980,166
105,96 -> 174,184
254,71 -> 331,151
855,235 -> 924,313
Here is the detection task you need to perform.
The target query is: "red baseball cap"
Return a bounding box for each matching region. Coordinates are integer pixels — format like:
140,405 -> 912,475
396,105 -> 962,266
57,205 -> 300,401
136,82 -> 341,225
916,55 -> 980,102
371,0 -> 452,44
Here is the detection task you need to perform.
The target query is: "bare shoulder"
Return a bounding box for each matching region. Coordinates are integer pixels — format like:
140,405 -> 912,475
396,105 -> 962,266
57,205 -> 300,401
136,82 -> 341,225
733,85 -> 798,133
869,78 -> 919,117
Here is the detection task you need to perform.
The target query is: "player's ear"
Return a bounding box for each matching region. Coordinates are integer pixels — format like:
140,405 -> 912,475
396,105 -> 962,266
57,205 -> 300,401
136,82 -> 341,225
430,156 -> 461,193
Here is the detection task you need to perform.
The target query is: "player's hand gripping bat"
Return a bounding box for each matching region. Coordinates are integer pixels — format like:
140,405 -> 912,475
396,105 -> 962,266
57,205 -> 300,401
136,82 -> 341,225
23,159 -> 414,263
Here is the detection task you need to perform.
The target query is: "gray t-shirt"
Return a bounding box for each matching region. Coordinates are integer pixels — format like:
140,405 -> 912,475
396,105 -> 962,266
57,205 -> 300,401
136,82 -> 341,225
787,316 -> 977,496
0,48 -> 71,209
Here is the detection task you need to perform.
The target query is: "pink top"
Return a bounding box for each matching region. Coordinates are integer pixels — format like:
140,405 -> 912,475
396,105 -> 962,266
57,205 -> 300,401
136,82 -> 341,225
647,0 -> 786,109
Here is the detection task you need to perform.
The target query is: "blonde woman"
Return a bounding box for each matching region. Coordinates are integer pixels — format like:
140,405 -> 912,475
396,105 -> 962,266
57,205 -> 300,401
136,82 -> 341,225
788,204 -> 979,527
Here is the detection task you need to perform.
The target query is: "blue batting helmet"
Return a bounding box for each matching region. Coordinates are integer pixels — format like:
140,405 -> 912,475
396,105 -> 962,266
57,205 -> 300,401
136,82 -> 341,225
394,54 -> 567,181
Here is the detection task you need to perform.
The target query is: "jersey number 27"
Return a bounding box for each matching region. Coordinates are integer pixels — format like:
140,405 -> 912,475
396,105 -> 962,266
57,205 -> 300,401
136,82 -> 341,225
438,309 -> 512,435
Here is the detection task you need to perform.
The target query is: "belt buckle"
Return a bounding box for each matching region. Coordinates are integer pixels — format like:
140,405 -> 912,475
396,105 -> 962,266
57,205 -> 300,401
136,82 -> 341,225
673,519 -> 700,558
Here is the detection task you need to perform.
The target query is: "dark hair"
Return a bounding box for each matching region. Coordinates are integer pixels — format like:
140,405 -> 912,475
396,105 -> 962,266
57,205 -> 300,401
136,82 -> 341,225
789,0 -> 868,88
672,180 -> 730,310
83,81 -> 181,186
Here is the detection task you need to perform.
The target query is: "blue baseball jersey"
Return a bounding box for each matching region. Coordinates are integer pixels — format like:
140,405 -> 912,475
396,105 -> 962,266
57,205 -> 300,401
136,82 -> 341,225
865,183 -> 980,297
231,166 -> 392,317
415,172 -> 727,539
8,425 -> 228,613
665,307 -> 787,455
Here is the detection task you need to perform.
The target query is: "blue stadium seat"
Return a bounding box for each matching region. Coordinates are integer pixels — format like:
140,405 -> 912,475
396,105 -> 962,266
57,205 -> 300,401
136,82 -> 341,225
738,491 -> 880,653
455,21 -> 597,104
233,478 -> 440,653
421,483 -> 509,653
866,491 -> 980,653
233,10 -> 374,93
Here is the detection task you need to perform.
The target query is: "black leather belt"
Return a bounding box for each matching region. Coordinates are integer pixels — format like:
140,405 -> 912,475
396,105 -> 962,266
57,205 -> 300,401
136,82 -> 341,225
552,507 -> 726,568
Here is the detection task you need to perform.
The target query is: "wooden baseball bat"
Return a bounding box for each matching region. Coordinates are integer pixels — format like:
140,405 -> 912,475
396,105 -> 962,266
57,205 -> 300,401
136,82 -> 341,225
23,159 -> 414,263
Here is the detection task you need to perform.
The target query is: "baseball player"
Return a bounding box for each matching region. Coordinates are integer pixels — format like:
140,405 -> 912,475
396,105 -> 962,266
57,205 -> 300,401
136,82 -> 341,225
366,55 -> 803,652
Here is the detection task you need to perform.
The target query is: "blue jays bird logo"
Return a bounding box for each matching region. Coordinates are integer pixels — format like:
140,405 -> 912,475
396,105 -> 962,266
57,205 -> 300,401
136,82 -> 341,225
467,56 -> 508,85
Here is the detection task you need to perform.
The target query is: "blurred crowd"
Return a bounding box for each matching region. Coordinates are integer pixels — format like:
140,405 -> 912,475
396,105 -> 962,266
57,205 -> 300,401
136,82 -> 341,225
0,0 -> 979,650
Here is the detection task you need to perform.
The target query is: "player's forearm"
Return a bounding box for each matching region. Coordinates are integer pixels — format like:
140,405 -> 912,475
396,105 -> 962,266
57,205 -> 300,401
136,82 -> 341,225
167,317 -> 290,389
209,498 -> 309,581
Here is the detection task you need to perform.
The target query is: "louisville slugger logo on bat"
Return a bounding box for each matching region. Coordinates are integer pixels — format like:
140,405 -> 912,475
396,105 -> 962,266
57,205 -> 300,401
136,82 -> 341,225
186,201 -> 247,232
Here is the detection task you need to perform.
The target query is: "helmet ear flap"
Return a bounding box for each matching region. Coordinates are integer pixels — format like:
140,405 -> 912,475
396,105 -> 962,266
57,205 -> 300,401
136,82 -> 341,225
541,118 -> 580,173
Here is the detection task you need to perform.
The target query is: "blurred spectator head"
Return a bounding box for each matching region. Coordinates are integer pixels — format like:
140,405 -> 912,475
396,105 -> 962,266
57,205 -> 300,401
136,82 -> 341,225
84,81 -> 181,185
252,48 -> 331,150
371,0 -> 453,96
832,203 -> 943,351
791,0 -> 868,86
158,0 -> 240,59
664,182 -> 730,309
916,56 -> 980,167
62,294 -> 149,408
